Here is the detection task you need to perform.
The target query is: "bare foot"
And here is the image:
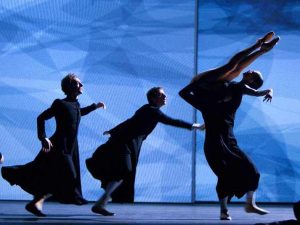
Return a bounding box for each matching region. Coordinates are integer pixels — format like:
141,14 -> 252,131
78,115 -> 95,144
245,203 -> 270,215
25,202 -> 46,217
257,31 -> 275,46
261,36 -> 280,52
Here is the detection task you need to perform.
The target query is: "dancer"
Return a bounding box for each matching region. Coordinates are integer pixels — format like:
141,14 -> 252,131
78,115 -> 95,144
1,73 -> 105,217
179,32 -> 279,220
86,87 -> 202,216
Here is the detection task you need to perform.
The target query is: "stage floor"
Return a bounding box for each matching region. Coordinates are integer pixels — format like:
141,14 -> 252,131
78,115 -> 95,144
0,201 -> 296,225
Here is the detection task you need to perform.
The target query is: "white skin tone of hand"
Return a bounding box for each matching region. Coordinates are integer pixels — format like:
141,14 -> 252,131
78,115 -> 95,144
192,123 -> 205,131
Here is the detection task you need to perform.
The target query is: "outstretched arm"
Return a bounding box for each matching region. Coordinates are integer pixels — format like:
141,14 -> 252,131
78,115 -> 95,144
242,85 -> 273,102
81,102 -> 105,116
155,109 -> 193,130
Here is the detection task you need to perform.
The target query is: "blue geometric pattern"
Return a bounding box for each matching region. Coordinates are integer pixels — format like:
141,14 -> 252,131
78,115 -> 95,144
0,0 -> 299,203
196,0 -> 300,202
0,0 -> 195,202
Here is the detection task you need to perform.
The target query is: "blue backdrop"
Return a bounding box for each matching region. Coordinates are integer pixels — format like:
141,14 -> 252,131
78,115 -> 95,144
0,0 -> 195,202
195,0 -> 300,202
0,0 -> 299,203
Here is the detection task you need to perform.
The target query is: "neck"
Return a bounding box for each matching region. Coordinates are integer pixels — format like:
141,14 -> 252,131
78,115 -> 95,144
67,94 -> 78,100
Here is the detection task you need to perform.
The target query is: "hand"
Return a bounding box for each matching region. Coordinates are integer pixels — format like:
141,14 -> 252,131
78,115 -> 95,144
192,123 -> 205,131
0,153 -> 4,164
263,89 -> 273,103
41,138 -> 53,152
96,102 -> 106,109
103,131 -> 110,136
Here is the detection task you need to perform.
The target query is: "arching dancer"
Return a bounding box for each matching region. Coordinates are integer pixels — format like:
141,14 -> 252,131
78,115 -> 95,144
179,32 -> 279,220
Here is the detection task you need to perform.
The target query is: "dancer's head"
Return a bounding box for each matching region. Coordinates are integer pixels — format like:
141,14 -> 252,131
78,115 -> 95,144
147,87 -> 166,107
61,73 -> 83,97
242,70 -> 264,89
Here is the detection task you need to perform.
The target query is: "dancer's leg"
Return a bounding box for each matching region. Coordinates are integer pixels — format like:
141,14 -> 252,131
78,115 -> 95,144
245,191 -> 269,215
220,196 -> 232,220
191,32 -> 275,84
25,194 -> 51,217
92,180 -> 123,216
223,36 -> 280,81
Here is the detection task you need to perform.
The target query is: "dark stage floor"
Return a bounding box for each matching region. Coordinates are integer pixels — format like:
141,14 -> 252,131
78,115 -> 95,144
0,201 -> 296,225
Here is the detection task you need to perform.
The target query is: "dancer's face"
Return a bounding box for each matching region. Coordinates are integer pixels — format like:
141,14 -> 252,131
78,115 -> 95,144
71,77 -> 84,96
153,89 -> 167,107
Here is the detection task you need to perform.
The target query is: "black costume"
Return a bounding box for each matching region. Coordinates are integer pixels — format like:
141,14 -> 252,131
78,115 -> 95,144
2,97 -> 97,204
86,103 -> 193,203
179,80 -> 259,200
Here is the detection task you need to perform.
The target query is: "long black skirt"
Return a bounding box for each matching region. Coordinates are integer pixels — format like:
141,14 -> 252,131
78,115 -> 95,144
1,149 -> 86,204
204,134 -> 260,200
86,140 -> 133,189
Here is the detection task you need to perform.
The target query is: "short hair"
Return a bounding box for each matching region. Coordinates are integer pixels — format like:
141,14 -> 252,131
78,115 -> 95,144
61,73 -> 78,95
146,87 -> 163,104
249,71 -> 264,89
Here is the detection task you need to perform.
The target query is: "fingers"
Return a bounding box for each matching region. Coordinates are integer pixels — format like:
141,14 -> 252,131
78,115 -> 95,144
42,138 -> 53,152
263,97 -> 272,103
42,147 -> 51,152
100,103 -> 106,109
97,102 -> 106,109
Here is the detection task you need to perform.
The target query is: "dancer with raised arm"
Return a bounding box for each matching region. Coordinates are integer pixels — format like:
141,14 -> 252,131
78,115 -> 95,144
2,74 -> 105,217
86,87 -> 202,216
179,32 -> 279,220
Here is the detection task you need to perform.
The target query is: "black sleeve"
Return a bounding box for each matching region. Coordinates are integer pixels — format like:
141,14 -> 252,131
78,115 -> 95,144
80,103 -> 97,116
155,109 -> 193,130
37,99 -> 58,141
179,82 -> 208,110
108,119 -> 131,136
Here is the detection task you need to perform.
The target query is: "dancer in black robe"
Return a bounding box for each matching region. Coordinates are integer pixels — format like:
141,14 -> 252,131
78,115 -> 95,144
86,87 -> 202,216
179,32 -> 279,220
1,74 -> 105,217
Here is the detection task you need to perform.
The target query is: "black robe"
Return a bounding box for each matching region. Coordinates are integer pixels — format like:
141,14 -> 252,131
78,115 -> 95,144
86,103 -> 193,203
1,97 -> 97,204
179,81 -> 259,200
